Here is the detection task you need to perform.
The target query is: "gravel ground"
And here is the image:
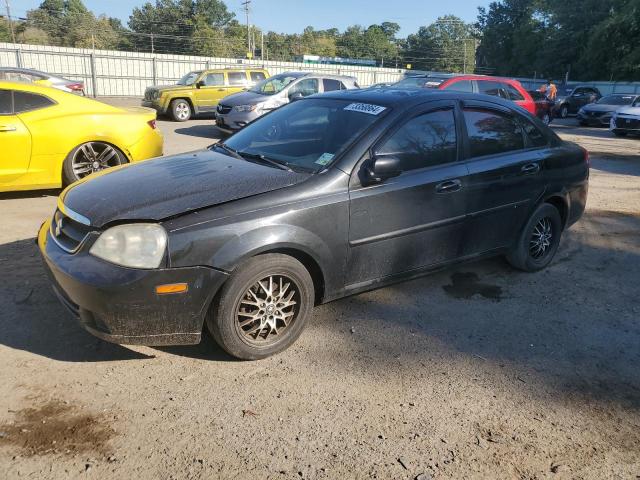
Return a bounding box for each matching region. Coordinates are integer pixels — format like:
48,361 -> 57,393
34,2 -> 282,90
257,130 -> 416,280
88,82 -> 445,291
0,100 -> 639,480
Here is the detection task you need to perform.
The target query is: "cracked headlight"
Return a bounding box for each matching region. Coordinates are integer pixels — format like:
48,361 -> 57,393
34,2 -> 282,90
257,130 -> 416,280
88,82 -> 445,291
90,224 -> 167,269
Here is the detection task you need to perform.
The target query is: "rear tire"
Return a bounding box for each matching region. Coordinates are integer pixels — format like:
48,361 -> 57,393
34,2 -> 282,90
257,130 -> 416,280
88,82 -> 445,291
206,254 -> 314,360
62,142 -> 126,187
170,99 -> 192,122
507,203 -> 562,272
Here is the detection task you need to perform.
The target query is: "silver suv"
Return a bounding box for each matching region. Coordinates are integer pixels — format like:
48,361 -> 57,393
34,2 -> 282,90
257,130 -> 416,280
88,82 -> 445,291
215,72 -> 359,132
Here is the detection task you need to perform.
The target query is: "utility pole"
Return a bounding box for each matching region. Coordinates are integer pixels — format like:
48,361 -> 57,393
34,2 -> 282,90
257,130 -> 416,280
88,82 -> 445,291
242,0 -> 251,57
261,31 -> 264,62
463,40 -> 467,74
4,0 -> 17,44
150,33 -> 155,54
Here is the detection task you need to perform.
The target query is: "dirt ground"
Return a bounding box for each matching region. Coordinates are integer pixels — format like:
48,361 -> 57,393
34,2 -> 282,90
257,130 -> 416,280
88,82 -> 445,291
1,101 -> 639,480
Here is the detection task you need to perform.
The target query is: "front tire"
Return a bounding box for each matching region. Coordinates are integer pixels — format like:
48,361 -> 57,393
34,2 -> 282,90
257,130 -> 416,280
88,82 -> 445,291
62,142 -> 126,186
170,99 -> 192,122
206,254 -> 314,360
559,104 -> 569,118
542,113 -> 551,125
507,203 -> 562,272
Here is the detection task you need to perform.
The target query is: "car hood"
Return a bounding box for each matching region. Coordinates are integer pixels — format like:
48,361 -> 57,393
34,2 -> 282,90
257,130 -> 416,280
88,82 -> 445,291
60,149 -> 311,228
616,106 -> 640,116
219,90 -> 273,107
581,104 -> 618,113
149,84 -> 192,93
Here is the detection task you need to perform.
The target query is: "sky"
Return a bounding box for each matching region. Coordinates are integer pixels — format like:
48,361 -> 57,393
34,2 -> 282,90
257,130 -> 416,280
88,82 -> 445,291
14,0 -> 492,37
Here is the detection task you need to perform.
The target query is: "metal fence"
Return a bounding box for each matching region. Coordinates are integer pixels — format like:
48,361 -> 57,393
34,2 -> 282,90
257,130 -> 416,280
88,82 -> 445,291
0,43 -> 406,96
2,43 -> 639,97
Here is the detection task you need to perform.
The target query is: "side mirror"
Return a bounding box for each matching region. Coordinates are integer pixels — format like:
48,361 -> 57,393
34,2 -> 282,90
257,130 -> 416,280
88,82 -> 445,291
363,155 -> 403,184
195,80 -> 205,89
289,91 -> 304,102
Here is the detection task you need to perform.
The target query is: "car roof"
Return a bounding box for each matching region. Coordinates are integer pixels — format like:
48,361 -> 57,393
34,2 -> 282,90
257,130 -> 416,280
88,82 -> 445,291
277,71 -> 356,81
0,67 -> 49,75
313,87 -> 519,110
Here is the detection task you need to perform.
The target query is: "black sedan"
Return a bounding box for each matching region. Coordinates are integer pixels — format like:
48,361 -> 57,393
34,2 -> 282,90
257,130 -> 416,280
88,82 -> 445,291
577,93 -> 640,127
39,89 -> 589,360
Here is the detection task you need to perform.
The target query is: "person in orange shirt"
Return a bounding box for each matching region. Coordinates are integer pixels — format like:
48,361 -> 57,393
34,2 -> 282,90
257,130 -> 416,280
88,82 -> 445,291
539,79 -> 557,101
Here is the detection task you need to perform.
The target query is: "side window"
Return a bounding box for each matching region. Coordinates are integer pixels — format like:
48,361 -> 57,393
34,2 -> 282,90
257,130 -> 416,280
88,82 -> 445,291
573,88 -> 585,96
13,91 -> 55,113
443,79 -> 473,93
506,84 -> 525,101
203,72 -> 224,86
322,78 -> 342,92
520,117 -> 548,148
289,78 -> 319,97
227,71 -> 247,86
463,108 -> 525,157
0,90 -> 12,114
250,71 -> 266,83
376,109 -> 457,171
477,81 -> 509,99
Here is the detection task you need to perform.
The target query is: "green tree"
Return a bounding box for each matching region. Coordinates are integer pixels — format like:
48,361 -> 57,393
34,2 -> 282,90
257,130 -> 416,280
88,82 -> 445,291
0,18 -> 12,42
405,16 -> 476,72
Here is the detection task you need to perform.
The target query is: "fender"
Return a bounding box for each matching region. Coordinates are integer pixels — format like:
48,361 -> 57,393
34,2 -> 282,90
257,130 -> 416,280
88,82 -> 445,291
209,224 -> 341,300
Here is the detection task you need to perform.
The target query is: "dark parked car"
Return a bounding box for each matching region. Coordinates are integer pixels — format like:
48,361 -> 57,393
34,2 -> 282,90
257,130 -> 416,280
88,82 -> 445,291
555,85 -> 601,118
577,93 -> 640,127
528,90 -> 555,124
39,89 -> 589,360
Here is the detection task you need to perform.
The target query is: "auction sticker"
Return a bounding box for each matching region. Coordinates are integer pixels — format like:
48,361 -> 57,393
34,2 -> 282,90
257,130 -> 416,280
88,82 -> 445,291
344,103 -> 387,115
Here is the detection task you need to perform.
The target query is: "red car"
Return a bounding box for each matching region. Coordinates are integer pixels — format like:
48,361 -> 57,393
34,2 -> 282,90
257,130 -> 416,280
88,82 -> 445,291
395,74 -> 537,116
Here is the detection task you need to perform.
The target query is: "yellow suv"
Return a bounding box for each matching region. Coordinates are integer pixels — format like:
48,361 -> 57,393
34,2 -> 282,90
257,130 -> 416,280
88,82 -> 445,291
142,68 -> 269,122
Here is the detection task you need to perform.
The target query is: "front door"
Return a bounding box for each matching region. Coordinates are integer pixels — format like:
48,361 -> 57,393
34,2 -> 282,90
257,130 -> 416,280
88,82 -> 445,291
460,101 -> 546,255
193,71 -> 226,112
346,101 -> 468,286
0,90 -> 32,185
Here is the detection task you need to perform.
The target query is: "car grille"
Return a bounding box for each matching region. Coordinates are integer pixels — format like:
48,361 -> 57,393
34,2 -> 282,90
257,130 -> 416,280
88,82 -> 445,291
144,89 -> 158,101
217,104 -> 232,114
616,116 -> 640,129
50,209 -> 93,253
588,111 -> 605,117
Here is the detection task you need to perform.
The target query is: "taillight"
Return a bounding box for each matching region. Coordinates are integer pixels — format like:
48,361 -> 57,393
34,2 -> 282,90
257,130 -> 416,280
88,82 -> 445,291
67,83 -> 84,91
147,119 -> 157,129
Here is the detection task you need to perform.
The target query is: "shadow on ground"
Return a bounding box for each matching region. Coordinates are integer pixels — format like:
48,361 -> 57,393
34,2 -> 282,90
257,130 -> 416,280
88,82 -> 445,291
1,210 -> 639,408
175,124 -> 225,140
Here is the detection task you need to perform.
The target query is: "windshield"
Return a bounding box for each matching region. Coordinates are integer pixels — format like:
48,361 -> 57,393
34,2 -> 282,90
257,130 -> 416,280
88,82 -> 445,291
597,95 -> 636,105
177,71 -> 201,86
220,98 -> 387,173
395,76 -> 445,89
249,73 -> 302,95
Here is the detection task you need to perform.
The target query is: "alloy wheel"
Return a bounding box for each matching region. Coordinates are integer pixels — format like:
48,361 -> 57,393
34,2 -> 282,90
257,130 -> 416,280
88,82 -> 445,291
71,142 -> 121,179
235,274 -> 300,346
175,102 -> 190,120
529,217 -> 553,259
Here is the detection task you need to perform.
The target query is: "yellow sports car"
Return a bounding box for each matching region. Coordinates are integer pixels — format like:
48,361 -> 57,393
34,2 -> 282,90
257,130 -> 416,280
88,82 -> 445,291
0,81 -> 163,192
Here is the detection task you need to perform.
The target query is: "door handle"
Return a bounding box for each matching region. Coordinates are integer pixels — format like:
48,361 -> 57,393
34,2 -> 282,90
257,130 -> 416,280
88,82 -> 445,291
0,125 -> 16,132
435,179 -> 462,194
521,163 -> 540,175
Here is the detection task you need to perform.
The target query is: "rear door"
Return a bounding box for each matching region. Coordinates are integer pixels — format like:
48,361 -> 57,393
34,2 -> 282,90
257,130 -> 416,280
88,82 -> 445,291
460,100 -> 547,255
347,101 -> 469,284
0,89 -> 32,185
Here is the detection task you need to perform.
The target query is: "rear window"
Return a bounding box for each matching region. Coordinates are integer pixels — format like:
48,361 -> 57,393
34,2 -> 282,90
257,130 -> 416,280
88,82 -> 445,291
520,118 -> 548,147
13,91 -> 55,113
443,79 -> 473,93
464,108 -> 524,157
505,84 -> 525,101
477,81 -> 509,99
0,90 -> 12,114
395,76 -> 445,89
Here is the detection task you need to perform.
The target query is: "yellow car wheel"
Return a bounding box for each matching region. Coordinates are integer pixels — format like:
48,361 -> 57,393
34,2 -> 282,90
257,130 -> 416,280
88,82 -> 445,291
62,141 -> 127,186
